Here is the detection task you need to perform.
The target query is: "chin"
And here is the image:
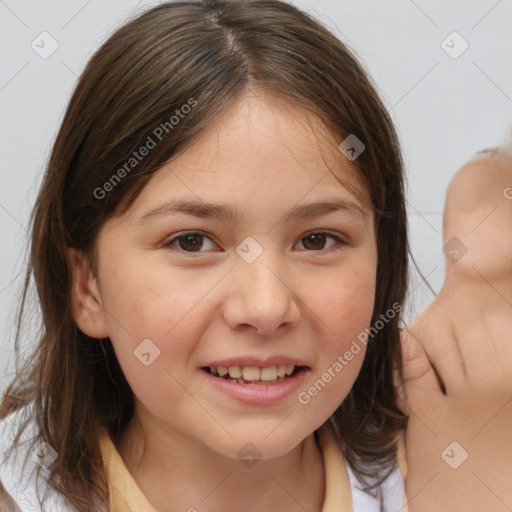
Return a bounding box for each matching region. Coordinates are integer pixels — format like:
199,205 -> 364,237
209,424 -> 314,462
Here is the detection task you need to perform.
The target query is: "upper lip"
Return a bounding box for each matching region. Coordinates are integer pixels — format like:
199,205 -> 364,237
202,356 -> 310,368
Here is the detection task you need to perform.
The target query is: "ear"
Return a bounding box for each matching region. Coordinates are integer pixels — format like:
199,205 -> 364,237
67,247 -> 109,339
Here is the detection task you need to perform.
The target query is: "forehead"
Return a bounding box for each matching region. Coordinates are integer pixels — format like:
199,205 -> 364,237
121,91 -> 371,223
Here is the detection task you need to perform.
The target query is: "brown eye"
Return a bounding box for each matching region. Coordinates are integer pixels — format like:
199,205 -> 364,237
297,232 -> 345,251
303,233 -> 326,250
163,231 -> 216,253
177,234 -> 204,252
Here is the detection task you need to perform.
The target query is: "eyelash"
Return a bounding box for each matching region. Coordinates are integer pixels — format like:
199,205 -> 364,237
162,230 -> 347,254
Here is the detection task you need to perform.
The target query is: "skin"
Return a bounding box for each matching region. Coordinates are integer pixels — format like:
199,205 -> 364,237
399,152 -> 512,511
69,90 -> 378,512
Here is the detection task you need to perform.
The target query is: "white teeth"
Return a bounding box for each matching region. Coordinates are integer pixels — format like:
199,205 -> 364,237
242,366 -> 261,381
228,366 -> 242,379
260,366 -> 278,381
210,364 -> 298,381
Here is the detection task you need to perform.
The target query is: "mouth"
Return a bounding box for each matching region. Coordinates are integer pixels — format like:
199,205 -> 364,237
201,364 -> 308,385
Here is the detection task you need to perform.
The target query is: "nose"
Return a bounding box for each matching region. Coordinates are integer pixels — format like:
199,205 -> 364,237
222,252 -> 301,335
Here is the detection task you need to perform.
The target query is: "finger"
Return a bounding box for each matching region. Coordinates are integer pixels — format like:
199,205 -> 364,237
405,299 -> 469,396
451,299 -> 512,391
397,328 -> 444,414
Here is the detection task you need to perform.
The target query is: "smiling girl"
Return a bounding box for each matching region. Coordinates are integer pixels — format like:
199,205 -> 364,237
2,1 -> 411,510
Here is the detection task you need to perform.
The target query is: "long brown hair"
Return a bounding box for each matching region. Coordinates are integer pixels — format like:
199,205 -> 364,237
0,1 -> 408,510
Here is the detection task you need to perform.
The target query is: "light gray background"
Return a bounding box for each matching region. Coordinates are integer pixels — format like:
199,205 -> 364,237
1,0 -> 512,390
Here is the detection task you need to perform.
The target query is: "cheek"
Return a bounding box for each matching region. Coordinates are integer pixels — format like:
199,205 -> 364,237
318,265 -> 377,343
301,263 -> 375,411
98,254 -> 207,337
97,258 -> 223,384
98,272 -> 201,420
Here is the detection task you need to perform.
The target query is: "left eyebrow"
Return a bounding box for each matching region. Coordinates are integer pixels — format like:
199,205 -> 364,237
136,198 -> 368,225
281,198 -> 368,223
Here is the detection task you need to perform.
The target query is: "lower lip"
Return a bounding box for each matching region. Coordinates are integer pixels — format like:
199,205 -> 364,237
199,367 -> 310,405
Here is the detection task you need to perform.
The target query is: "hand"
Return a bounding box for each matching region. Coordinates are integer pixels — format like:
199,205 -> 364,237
397,151 -> 512,512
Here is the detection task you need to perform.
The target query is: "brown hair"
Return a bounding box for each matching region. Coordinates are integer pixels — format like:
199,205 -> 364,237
0,1 -> 408,509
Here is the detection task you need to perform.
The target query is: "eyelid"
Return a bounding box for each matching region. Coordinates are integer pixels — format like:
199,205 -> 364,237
301,229 -> 347,243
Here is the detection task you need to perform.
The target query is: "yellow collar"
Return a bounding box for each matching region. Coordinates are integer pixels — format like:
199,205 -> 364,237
98,422 -> 407,512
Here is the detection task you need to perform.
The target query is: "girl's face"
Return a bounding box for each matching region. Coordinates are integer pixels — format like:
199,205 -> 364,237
76,91 -> 377,459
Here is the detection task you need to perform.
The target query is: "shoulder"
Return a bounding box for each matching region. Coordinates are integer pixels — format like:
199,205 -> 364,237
0,405 -> 68,512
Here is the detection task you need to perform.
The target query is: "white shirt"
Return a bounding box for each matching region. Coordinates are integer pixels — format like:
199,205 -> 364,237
0,408 -> 407,511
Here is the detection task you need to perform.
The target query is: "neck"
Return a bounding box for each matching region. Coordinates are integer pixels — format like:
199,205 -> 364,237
116,410 -> 326,512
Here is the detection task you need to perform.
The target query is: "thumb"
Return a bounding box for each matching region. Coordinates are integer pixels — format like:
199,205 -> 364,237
395,328 -> 444,414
